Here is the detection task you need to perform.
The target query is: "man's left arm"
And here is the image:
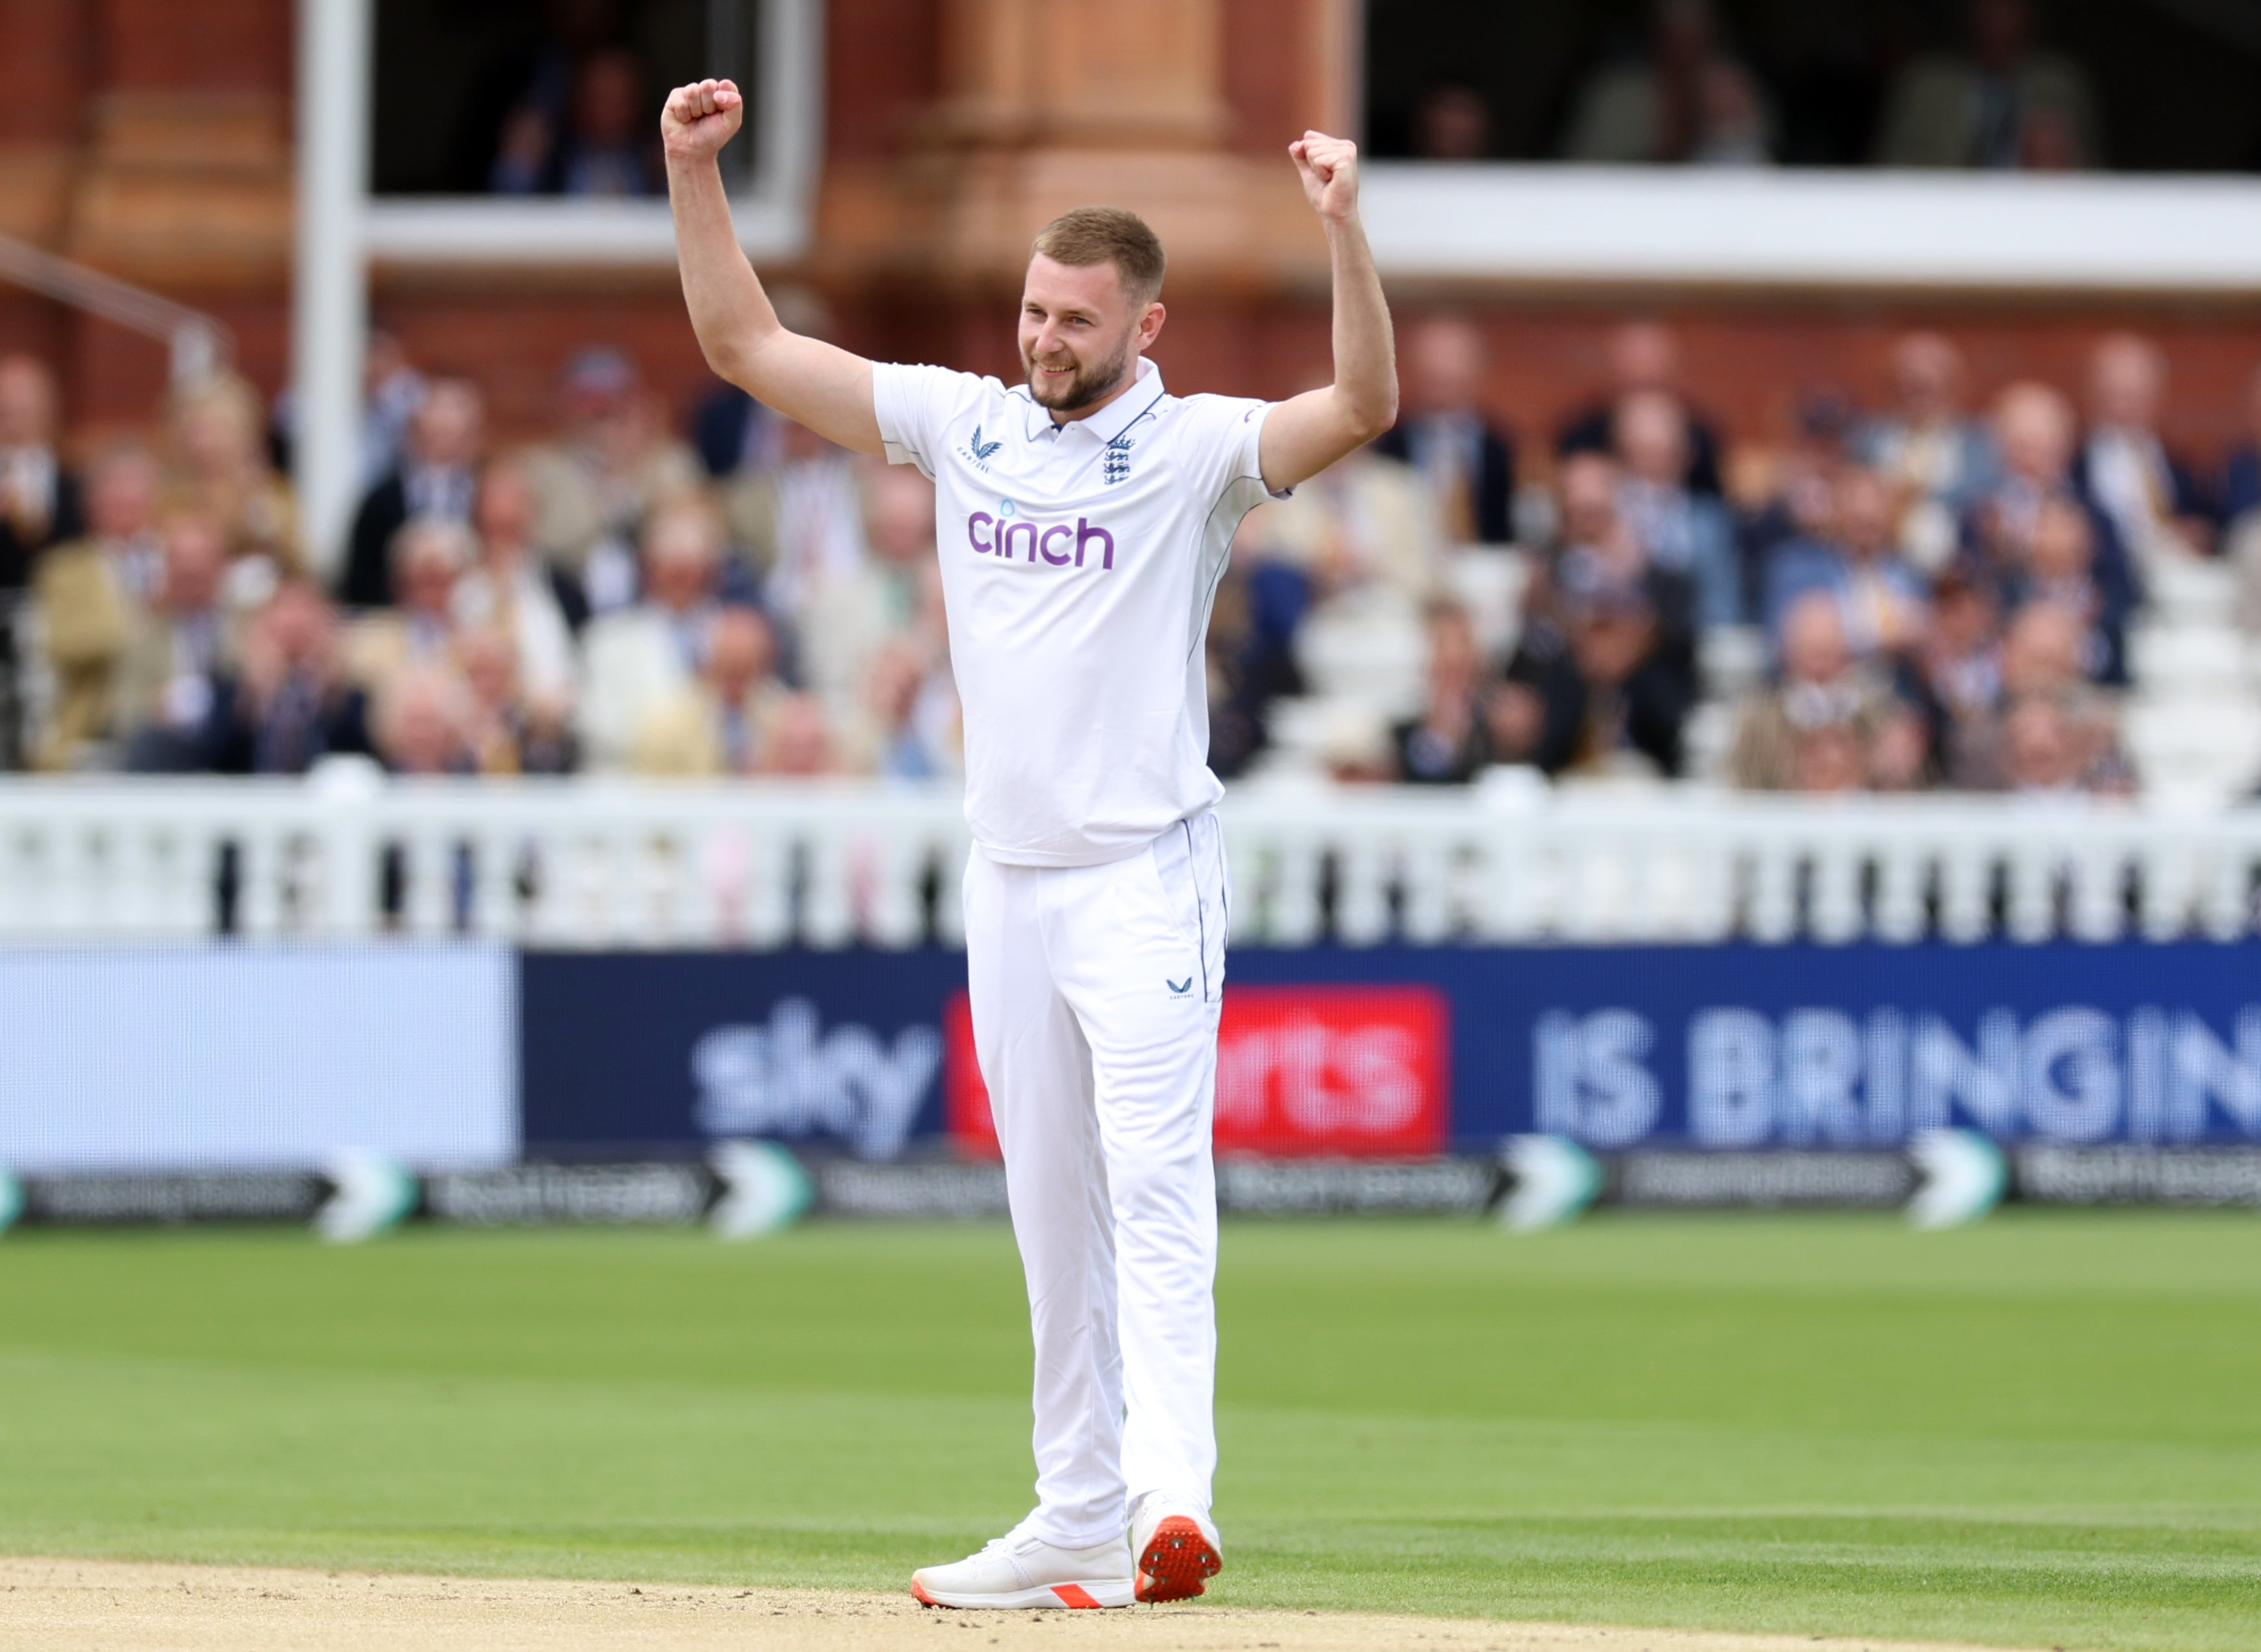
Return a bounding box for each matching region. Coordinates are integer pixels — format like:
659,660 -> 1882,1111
1258,133 -> 1399,493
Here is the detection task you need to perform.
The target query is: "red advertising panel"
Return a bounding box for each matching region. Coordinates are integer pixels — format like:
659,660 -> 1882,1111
945,985 -> 1451,1157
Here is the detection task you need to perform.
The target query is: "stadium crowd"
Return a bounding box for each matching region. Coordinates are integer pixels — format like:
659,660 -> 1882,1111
0,307 -> 2254,798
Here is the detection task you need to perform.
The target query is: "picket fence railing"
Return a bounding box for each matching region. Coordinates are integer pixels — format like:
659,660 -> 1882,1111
0,762 -> 2254,948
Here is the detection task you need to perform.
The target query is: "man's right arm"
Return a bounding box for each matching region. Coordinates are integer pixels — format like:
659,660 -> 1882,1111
662,79 -> 883,457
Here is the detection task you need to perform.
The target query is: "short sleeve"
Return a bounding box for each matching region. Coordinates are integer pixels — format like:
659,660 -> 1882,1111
1180,394 -> 1292,506
871,362 -> 975,479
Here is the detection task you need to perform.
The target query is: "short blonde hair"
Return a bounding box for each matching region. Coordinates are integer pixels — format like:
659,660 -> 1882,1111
1031,206 -> 1166,304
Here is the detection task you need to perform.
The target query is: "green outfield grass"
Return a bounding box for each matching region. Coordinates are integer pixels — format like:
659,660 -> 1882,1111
0,1212 -> 2255,1649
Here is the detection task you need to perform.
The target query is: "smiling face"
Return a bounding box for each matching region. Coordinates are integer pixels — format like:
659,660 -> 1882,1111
1017,254 -> 1164,419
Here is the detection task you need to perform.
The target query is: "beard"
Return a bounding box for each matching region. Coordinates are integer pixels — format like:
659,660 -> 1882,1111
1024,329 -> 1136,413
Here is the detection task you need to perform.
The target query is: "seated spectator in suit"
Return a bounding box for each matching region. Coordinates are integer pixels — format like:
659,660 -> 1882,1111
373,662 -> 475,777
2000,492 -> 2122,680
456,622 -> 576,776
118,511 -> 237,771
1546,448 -> 1699,700
344,518 -> 471,697
1393,600 -> 1493,784
1968,380 -> 2138,678
0,353 -> 84,590
1371,316 -> 1514,545
520,347 -> 705,613
1613,389 -> 1741,626
1856,331 -> 2000,571
491,46 -> 660,197
758,691 -> 843,778
1491,575 -> 1692,780
1728,592 -> 1906,791
1875,0 -> 2100,169
1763,466 -> 1928,659
630,603 -> 786,777
206,580 -> 372,775
581,501 -> 726,771
1560,0 -> 1776,165
161,372 -> 302,582
1557,320 -> 1724,496
798,462 -> 945,712
1943,599 -> 2128,790
2073,333 -> 2212,564
342,377 -> 485,609
1910,568 -> 2003,778
31,443 -> 165,769
450,458 -> 581,717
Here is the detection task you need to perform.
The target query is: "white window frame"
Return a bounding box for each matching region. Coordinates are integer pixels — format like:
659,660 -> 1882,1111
1360,163 -> 2261,294
361,0 -> 825,266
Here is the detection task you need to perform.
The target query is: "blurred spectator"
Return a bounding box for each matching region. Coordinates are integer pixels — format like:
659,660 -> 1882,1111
1734,386 -> 1861,580
580,501 -> 724,771
119,512 -> 236,771
1557,322 -> 1725,497
343,377 -> 486,609
2002,494 -> 2114,672
1239,435 -> 1443,717
161,373 -> 302,585
1550,450 -> 1699,685
2072,333 -> 2212,565
1372,316 -> 1516,545
208,581 -> 371,775
457,624 -> 576,775
759,691 -> 841,778
1875,0 -> 2100,169
1393,600 -> 1492,784
373,662 -> 475,777
1790,720 -> 1869,795
0,353 -> 83,590
521,347 -> 705,612
752,420 -> 875,630
1856,331 -> 2000,571
451,458 -> 581,713
2219,361 -> 2261,528
1969,380 -> 2137,680
267,327 -> 428,488
345,518 -> 473,696
1561,0 -> 1775,165
1493,579 -> 1690,779
1613,389 -> 1740,626
1945,599 -> 2128,790
842,639 -> 961,781
799,463 -> 943,710
30,444 -> 163,769
1728,592 -> 1904,790
493,45 -> 659,197
1763,466 -> 1927,656
631,604 -> 784,777
1414,85 -> 1492,161
1910,567 -> 2003,771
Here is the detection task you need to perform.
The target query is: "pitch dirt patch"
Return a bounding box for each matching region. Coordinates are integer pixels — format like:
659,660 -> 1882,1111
0,1556 -> 2023,1652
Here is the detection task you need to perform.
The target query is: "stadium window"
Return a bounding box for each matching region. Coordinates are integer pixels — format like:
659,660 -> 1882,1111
364,0 -> 817,262
1362,0 -> 2261,173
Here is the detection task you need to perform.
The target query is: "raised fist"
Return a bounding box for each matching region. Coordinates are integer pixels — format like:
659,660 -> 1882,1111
1289,131 -> 1362,223
662,78 -> 744,165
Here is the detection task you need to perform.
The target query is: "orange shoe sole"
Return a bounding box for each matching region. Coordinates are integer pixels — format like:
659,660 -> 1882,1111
1134,1515 -> 1221,1603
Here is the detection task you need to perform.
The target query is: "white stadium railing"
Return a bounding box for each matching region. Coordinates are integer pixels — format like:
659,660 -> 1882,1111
0,762 -> 2256,948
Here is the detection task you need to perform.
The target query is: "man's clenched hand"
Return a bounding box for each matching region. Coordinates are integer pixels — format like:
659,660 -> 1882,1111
662,78 -> 744,165
1289,131 -> 1362,225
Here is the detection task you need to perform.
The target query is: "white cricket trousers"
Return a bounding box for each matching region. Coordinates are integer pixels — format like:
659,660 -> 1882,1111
962,810 -> 1230,1550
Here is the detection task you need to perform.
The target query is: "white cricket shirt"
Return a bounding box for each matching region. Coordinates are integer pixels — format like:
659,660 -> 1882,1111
873,356 -> 1282,868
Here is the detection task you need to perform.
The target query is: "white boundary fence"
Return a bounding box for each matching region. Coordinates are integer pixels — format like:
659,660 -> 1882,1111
1,764 -> 2258,948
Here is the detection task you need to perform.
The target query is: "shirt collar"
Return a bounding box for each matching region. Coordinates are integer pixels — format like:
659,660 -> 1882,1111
1024,356 -> 1165,445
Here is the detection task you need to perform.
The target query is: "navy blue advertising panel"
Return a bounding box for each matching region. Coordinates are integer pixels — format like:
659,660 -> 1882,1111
520,944 -> 2261,1160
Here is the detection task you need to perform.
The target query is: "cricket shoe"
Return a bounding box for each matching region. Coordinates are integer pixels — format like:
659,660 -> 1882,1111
909,1522 -> 1134,1610
1131,1492 -> 1223,1603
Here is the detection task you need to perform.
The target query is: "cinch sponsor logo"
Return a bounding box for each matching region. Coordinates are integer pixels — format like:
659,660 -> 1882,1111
943,986 -> 1450,1157
966,509 -> 1117,570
